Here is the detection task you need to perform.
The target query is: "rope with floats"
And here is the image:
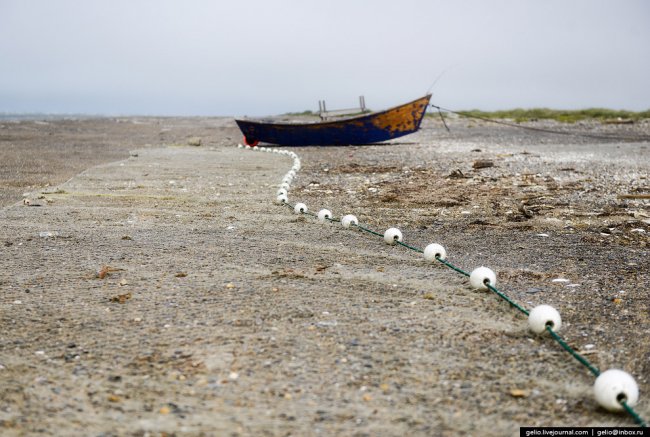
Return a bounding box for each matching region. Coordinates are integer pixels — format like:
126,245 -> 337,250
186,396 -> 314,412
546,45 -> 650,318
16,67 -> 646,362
239,143 -> 647,428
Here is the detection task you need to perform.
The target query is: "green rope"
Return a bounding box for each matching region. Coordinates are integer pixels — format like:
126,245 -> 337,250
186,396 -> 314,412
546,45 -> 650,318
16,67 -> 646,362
435,257 -> 471,278
395,240 -> 424,253
353,223 -> 384,238
545,326 -> 601,377
486,283 -> 530,316
621,400 -> 649,428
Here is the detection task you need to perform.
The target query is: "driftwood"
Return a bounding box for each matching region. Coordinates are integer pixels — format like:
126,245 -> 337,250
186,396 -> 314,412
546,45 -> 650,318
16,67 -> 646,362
618,194 -> 650,199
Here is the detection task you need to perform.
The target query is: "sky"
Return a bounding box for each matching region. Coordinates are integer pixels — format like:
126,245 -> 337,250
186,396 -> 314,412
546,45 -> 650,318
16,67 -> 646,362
1,0 -> 649,116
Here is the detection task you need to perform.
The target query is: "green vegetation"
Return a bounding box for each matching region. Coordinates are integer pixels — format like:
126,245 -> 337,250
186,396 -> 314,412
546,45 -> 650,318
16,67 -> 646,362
450,108 -> 650,123
285,107 -> 650,123
283,109 -> 371,117
283,110 -> 315,116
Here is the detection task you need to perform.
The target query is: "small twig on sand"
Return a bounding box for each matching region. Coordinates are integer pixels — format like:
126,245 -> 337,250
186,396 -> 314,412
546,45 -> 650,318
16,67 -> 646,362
618,194 -> 650,200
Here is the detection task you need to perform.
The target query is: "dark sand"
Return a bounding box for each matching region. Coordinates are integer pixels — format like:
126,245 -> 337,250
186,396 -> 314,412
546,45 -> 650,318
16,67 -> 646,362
0,116 -> 648,435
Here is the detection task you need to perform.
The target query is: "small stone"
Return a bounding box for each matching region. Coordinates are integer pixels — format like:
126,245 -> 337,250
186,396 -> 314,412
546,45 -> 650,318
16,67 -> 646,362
473,160 -> 494,169
110,292 -> 132,304
159,406 -> 171,415
187,137 -> 202,147
509,388 -> 528,398
107,394 -> 121,403
229,371 -> 239,380
225,283 -> 235,289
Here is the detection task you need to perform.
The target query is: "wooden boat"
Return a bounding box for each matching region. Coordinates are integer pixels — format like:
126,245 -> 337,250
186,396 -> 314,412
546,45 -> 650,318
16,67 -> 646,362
235,94 -> 431,146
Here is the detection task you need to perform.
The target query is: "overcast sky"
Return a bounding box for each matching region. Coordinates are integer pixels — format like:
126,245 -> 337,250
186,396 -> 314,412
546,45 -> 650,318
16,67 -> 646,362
1,0 -> 648,116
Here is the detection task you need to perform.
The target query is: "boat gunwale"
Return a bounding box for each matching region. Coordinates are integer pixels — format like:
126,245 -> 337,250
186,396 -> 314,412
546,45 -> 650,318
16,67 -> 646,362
234,94 -> 432,127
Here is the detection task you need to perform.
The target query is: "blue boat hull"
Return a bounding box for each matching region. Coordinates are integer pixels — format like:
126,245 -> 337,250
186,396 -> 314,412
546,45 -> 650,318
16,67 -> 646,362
235,94 -> 431,146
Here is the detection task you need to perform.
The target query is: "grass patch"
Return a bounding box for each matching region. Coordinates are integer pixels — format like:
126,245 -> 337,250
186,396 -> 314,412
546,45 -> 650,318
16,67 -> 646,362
447,108 -> 650,123
283,110 -> 315,116
283,109 -> 372,117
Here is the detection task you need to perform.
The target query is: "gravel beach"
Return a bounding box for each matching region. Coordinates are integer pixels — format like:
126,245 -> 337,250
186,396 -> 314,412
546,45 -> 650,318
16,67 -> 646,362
0,116 -> 648,435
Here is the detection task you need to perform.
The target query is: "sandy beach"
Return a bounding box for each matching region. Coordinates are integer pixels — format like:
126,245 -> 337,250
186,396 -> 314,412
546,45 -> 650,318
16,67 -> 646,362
0,116 -> 648,435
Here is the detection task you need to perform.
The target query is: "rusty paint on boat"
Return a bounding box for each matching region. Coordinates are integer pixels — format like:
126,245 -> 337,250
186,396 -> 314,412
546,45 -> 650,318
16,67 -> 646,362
235,94 -> 431,146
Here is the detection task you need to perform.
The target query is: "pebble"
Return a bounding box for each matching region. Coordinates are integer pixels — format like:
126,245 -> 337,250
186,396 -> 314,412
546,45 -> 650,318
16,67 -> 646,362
317,320 -> 338,327
187,137 -> 202,147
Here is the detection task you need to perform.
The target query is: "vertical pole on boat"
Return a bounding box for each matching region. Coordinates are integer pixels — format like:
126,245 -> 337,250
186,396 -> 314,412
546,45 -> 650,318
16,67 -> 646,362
359,96 -> 365,111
